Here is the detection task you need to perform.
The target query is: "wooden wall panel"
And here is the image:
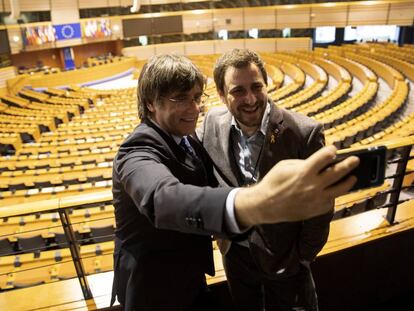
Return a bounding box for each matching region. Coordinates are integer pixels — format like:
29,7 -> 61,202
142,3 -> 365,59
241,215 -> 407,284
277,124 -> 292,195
311,5 -> 348,27
0,67 -> 16,89
111,17 -> 123,39
184,40 -> 215,55
212,8 -> 244,32
245,38 -> 276,53
108,0 -> 121,7
51,0 -> 80,24
155,42 -> 186,55
276,7 -> 311,29
348,3 -> 389,26
19,0 -> 50,11
3,1 -> 10,11
214,38 -> 245,54
244,7 -> 276,30
10,48 -> 62,69
72,40 -> 121,67
388,2 -> 414,26
183,11 -> 214,34
7,27 -> 23,55
123,45 -> 156,59
78,0 -> 109,9
276,37 -> 312,52
3,0 -> 50,11
122,38 -> 313,61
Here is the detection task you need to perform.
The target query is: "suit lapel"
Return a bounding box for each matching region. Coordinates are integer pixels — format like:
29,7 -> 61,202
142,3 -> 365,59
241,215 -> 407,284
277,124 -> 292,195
210,111 -> 241,186
258,103 -> 286,178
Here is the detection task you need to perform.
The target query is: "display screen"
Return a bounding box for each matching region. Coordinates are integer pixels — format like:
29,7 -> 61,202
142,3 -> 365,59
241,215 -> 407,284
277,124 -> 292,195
344,25 -> 400,42
315,26 -> 336,44
0,29 -> 11,54
122,18 -> 152,38
152,16 -> 183,35
122,15 -> 183,38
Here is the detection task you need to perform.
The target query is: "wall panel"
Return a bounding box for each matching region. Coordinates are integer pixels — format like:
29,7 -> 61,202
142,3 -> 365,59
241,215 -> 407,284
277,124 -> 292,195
51,0 -> 80,24
0,67 -> 16,89
214,38 -> 245,54
3,0 -> 50,12
154,42 -> 186,55
123,45 -> 156,59
212,8 -> 244,32
122,38 -> 312,61
244,7 -> 276,30
79,0 -> 109,9
311,5 -> 348,27
388,2 -> 414,26
7,27 -> 22,54
183,11 -> 214,34
184,40 -> 215,55
245,38 -> 276,53
276,7 -> 311,29
19,0 -> 50,11
276,37 -> 312,52
10,48 -> 62,69
348,3 -> 388,26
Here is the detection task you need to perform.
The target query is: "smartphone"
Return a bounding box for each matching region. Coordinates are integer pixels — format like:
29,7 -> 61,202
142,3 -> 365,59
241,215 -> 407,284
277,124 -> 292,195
333,146 -> 387,192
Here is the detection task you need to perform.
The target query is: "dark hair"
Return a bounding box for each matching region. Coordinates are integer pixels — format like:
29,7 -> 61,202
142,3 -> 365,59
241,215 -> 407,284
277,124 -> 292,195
213,49 -> 268,94
137,54 -> 205,120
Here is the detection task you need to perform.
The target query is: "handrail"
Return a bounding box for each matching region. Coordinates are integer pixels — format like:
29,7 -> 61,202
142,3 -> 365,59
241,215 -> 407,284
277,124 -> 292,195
1,137 -> 414,220
0,189 -> 112,219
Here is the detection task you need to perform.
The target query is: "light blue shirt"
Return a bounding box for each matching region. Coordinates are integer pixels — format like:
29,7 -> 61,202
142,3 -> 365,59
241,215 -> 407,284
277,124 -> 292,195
224,103 -> 271,235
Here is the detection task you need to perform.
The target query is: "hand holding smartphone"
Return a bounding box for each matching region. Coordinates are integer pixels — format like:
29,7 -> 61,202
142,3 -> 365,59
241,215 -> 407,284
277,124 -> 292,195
332,146 -> 387,192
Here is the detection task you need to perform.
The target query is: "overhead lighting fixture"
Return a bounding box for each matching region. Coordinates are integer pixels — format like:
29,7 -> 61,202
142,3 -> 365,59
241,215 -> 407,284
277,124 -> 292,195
322,3 -> 336,7
192,10 -> 205,15
361,1 -> 379,5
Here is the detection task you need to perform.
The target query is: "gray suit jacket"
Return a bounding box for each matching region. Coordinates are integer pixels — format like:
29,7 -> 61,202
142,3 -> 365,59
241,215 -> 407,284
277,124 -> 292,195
197,102 -> 333,279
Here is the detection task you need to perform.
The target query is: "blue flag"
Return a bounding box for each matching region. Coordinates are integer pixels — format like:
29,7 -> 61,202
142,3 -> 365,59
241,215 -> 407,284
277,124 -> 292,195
54,23 -> 81,40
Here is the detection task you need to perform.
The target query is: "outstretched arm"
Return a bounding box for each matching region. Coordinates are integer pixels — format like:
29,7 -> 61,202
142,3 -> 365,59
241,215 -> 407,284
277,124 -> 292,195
234,145 -> 359,228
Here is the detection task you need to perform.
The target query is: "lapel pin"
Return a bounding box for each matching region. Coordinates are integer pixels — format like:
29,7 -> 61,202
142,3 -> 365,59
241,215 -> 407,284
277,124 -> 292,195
270,134 -> 276,144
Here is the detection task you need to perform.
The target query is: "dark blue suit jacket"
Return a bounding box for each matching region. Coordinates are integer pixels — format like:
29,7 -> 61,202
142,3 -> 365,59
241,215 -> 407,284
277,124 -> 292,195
111,119 -> 232,310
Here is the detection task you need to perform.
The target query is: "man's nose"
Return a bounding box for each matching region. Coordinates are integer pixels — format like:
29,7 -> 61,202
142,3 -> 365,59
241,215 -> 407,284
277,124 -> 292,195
244,90 -> 257,104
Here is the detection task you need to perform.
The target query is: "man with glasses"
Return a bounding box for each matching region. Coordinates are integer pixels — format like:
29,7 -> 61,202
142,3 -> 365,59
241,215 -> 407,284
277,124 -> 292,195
111,54 -> 358,311
198,49 -> 334,311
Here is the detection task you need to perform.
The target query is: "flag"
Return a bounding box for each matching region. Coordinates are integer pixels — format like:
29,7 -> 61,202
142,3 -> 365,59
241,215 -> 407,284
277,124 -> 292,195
54,23 -> 81,41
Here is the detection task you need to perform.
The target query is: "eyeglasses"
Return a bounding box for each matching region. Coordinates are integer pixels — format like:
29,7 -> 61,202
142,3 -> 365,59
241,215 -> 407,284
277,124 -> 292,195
164,93 -> 209,106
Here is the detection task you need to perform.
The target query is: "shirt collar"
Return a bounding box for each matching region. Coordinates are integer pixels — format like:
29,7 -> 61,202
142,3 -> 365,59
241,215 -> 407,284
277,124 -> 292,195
231,102 -> 270,137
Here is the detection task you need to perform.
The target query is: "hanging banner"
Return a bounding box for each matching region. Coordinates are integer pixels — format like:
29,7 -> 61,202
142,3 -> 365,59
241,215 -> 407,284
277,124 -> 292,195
54,23 -> 81,41
62,47 -> 75,70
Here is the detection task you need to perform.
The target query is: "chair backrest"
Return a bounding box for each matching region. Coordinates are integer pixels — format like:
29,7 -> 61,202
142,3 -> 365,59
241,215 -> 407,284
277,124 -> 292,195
17,235 -> 46,257
54,231 -> 83,248
90,225 -> 114,243
0,239 -> 15,256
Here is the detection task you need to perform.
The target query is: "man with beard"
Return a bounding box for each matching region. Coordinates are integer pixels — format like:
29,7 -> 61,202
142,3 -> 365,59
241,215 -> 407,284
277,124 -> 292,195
198,49 -> 333,311
111,53 -> 358,311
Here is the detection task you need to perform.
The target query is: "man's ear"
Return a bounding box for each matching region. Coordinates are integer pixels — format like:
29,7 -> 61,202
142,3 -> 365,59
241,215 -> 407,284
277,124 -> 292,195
147,101 -> 155,113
